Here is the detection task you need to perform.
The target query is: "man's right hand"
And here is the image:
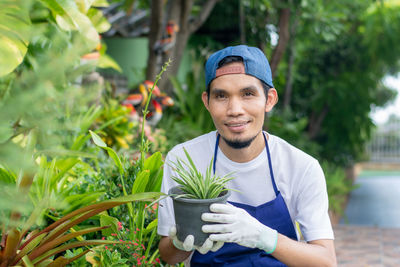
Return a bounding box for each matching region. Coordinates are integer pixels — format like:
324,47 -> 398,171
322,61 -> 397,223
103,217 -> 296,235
169,226 -> 225,254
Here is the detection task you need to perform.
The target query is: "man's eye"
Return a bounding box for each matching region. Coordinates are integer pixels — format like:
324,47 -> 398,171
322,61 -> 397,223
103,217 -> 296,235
243,91 -> 254,97
215,93 -> 226,99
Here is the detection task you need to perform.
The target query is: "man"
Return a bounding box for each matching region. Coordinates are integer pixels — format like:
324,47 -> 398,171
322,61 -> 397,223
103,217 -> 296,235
157,45 -> 337,266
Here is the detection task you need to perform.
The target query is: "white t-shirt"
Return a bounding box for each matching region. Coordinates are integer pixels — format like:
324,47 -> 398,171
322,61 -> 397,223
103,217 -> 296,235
157,131 -> 334,242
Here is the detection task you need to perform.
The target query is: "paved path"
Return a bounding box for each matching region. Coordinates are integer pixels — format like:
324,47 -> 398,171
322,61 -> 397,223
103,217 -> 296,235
334,225 -> 400,266
334,172 -> 400,266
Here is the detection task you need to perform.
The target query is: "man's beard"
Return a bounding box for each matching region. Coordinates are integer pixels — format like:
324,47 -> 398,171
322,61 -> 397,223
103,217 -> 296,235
221,134 -> 258,149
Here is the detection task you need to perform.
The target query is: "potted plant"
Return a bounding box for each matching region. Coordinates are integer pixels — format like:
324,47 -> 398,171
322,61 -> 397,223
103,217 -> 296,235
168,148 -> 234,246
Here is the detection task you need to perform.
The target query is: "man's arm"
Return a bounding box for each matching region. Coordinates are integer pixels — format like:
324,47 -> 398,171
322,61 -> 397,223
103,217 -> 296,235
159,236 -> 192,265
272,236 -> 336,267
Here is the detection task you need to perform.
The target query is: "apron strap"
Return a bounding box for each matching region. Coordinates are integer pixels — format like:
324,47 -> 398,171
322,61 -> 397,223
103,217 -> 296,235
213,133 -> 220,175
263,132 -> 279,195
213,132 -> 279,196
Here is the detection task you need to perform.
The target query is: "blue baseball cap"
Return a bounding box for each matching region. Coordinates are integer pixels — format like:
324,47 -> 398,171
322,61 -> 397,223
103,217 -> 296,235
205,45 -> 274,88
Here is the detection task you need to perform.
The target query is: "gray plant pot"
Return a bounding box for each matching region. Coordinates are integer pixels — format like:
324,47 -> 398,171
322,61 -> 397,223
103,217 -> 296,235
168,186 -> 231,246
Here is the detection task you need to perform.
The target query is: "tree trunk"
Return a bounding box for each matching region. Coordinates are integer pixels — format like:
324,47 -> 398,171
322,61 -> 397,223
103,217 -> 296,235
269,8 -> 290,78
158,0 -> 193,92
239,0 -> 246,44
145,0 -> 164,82
308,105 -> 329,139
283,7 -> 300,109
157,0 -> 220,94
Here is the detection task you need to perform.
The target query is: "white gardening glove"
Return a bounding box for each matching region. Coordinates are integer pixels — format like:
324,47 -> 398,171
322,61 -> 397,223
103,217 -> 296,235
201,203 -> 278,254
168,226 -> 225,254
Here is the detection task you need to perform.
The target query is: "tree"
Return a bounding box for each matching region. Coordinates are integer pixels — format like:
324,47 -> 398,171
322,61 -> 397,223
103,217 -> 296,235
146,0 -> 220,92
282,0 -> 400,165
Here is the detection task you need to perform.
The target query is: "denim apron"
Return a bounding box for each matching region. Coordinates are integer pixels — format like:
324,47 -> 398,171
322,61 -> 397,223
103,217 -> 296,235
190,133 -> 297,266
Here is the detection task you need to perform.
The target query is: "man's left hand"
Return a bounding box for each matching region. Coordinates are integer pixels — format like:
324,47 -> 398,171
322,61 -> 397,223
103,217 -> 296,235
201,203 -> 278,254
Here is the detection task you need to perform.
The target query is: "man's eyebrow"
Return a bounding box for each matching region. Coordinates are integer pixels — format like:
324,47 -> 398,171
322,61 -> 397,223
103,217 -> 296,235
210,88 -> 227,95
240,85 -> 258,92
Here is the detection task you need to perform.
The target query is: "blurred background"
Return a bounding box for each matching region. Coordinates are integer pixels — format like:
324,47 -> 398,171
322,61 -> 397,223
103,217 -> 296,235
1,0 -> 399,266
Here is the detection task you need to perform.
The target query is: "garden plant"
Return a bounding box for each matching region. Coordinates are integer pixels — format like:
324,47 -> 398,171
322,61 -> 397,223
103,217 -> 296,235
0,0 -> 169,266
168,149 -> 234,246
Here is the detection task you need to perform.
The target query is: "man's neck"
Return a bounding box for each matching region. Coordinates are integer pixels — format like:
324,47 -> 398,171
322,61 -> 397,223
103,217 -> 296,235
219,132 -> 266,163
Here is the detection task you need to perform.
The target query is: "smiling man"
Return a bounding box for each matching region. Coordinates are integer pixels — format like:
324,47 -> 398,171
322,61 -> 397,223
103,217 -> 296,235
157,45 -> 337,266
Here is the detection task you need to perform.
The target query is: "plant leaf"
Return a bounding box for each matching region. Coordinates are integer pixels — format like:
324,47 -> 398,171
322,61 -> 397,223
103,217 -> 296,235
0,0 -> 31,77
100,213 -> 119,237
31,240 -> 125,265
132,170 -> 150,194
97,53 -> 122,72
39,0 -> 99,50
104,147 -> 124,176
89,130 -> 107,147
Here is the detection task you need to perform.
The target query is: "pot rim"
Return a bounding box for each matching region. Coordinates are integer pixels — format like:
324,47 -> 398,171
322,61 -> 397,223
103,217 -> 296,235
168,185 -> 231,203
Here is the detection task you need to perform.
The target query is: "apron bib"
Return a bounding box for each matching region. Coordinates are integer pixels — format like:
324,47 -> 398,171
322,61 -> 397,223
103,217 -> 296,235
190,133 -> 297,266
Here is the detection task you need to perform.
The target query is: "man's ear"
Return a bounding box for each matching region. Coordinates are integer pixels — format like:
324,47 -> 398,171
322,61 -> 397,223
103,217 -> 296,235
265,88 -> 278,112
202,91 -> 209,110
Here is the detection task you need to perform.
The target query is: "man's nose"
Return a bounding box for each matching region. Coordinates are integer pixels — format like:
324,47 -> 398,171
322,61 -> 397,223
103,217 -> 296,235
227,97 -> 244,116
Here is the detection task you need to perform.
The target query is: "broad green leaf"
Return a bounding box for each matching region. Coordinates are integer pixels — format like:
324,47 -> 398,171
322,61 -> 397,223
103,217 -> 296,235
87,8 -> 111,33
75,0 -> 95,13
0,0 -> 31,77
144,152 -> 163,173
89,130 -> 107,147
132,170 -> 150,193
144,152 -> 163,191
0,167 -> 16,184
93,0 -> 109,7
0,124 -> 13,143
143,218 -> 158,235
39,0 -> 99,50
100,213 -> 119,236
98,54 -> 122,72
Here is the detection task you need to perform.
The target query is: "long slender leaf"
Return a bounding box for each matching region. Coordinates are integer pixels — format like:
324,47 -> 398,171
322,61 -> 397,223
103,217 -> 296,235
27,226 -> 110,261
19,192 -> 164,253
30,240 -> 124,265
17,233 -> 46,260
169,148 -> 235,199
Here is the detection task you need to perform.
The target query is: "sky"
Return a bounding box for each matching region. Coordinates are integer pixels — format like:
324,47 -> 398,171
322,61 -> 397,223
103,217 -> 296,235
370,74 -> 400,125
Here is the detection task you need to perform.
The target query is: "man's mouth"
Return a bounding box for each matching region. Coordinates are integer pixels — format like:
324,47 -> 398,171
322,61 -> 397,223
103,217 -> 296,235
225,121 -> 249,132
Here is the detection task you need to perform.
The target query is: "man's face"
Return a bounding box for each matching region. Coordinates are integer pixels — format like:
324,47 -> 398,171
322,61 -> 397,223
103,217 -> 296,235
202,62 -> 272,149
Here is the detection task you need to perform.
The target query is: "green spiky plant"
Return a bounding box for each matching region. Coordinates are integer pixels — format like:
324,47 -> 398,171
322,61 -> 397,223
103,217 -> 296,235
170,148 -> 235,199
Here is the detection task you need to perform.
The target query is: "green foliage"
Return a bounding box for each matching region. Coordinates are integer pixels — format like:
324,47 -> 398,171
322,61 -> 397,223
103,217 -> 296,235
0,192 -> 163,266
0,0 -> 167,266
159,51 -> 215,148
87,62 -> 170,266
0,0 -> 31,77
170,148 -> 234,199
322,161 -> 357,216
94,96 -> 138,150
30,156 -> 104,217
244,0 -> 398,168
267,110 -> 321,158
